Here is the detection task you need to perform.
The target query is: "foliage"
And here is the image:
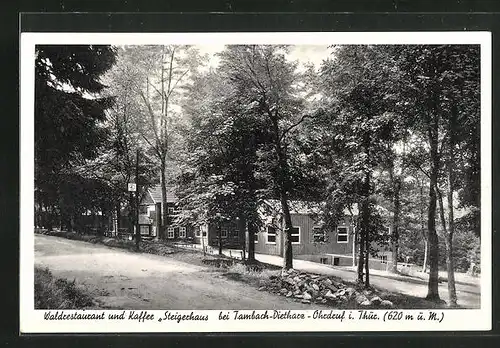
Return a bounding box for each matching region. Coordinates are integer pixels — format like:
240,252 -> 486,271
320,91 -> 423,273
35,45 -> 116,174
35,267 -> 95,309
109,45 -> 203,237
35,45 -> 117,230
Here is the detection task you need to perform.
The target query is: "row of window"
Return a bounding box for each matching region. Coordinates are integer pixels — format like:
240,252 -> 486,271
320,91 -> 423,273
193,228 -> 238,238
260,226 -> 349,244
164,224 -> 388,244
264,226 -> 300,244
140,206 -> 182,216
167,226 -> 186,239
312,226 -> 348,243
186,225 -> 351,244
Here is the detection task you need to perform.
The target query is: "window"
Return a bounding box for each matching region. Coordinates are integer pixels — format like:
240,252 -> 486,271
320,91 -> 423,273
140,225 -> 150,235
379,255 -> 388,264
179,226 -> 186,238
337,226 -> 348,243
253,232 -> 258,243
202,230 -> 207,237
167,227 -> 174,239
167,207 -> 175,215
291,227 -> 300,244
139,205 -> 147,214
384,227 -> 391,242
313,227 -> 327,243
221,228 -> 228,238
195,227 -> 201,237
231,230 -> 240,242
266,226 -> 276,244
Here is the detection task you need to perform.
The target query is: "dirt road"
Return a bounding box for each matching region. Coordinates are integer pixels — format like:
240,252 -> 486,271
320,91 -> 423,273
35,235 -> 325,310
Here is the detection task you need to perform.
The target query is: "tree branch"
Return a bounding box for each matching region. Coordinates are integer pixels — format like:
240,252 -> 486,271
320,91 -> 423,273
140,133 -> 162,160
166,69 -> 190,99
139,91 -> 160,142
280,114 -> 312,142
410,158 -> 431,180
146,79 -> 165,100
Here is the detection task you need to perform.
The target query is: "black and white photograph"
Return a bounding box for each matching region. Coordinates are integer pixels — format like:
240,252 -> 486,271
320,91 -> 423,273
20,32 -> 491,333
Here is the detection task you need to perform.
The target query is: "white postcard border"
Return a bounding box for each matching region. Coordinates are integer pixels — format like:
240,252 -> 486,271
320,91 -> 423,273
20,31 -> 492,333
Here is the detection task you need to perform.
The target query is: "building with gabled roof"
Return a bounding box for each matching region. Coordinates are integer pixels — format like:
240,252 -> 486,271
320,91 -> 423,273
139,185 -> 393,270
138,185 -> 194,240
142,185 -> 179,205
254,199 -> 392,270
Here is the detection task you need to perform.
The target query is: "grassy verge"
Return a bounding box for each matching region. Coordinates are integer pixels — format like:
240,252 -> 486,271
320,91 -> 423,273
35,267 -> 98,309
36,229 -> 182,255
36,229 -> 138,250
35,229 -> 237,267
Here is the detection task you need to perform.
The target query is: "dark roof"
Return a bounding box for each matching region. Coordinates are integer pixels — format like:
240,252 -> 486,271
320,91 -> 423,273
146,185 -> 178,204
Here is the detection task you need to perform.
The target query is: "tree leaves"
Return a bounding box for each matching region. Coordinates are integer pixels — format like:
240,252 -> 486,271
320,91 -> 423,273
35,45 -> 118,223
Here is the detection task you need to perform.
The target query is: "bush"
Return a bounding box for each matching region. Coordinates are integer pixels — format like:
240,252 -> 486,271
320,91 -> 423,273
34,267 -> 95,309
225,261 -> 280,283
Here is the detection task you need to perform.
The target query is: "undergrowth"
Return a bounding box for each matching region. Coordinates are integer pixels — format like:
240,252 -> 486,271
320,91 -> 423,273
34,267 -> 96,309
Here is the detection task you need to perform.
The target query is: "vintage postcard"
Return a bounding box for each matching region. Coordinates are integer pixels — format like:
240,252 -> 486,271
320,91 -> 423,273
20,31 -> 491,333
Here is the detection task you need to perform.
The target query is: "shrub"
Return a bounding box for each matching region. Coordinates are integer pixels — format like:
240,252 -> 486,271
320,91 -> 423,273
225,262 -> 280,283
34,267 -> 95,309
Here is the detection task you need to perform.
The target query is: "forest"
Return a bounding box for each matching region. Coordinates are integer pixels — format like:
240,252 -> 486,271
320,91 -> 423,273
34,44 -> 481,307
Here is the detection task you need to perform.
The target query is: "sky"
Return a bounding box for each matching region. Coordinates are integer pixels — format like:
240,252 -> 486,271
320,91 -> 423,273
195,45 -> 332,71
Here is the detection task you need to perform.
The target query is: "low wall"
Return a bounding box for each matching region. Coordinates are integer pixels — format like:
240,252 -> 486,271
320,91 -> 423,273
295,254 -> 354,267
296,253 -> 400,271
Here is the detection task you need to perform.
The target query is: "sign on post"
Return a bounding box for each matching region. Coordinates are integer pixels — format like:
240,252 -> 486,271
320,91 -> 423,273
128,183 -> 137,192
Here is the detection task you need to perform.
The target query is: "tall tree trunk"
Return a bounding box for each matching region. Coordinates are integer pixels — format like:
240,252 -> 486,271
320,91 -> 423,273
247,221 -> 256,263
436,185 -> 457,307
365,233 -> 370,288
445,104 -> 458,307
68,213 -> 74,232
218,220 -> 223,255
352,224 -> 357,268
426,122 -> 441,301
357,221 -> 365,283
135,148 -> 141,251
419,180 -> 428,273
360,130 -> 372,287
128,191 -> 134,236
361,171 -> 371,288
281,193 -> 293,270
445,227 -> 457,306
422,240 -> 429,273
391,179 -> 401,273
160,156 -> 168,240
47,205 -> 54,231
270,112 -> 293,270
240,217 -> 246,262
116,202 -> 121,237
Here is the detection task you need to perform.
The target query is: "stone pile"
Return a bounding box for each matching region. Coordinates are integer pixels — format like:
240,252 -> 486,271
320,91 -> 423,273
259,268 -> 394,308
